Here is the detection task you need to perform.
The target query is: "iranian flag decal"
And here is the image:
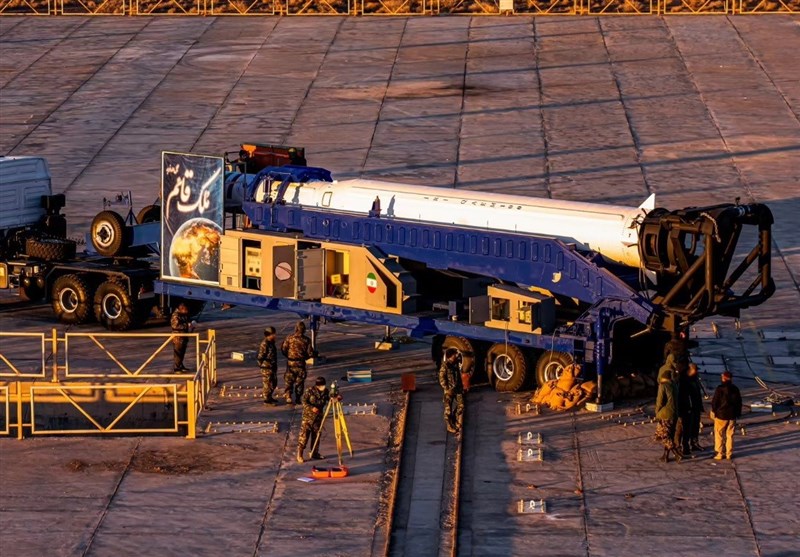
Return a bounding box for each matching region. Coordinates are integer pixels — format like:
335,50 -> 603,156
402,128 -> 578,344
366,272 -> 378,294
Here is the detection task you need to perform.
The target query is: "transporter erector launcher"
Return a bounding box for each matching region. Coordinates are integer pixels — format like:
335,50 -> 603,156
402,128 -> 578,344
160,152 -> 774,395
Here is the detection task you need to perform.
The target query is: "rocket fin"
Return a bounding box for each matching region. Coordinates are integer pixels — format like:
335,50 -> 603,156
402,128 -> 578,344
638,194 -> 655,212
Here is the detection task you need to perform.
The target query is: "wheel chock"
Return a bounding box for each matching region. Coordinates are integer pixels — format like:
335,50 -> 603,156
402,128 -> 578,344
311,466 -> 349,479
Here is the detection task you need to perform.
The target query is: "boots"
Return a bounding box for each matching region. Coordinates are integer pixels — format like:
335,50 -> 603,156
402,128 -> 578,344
296,448 -> 304,463
672,447 -> 683,463
660,448 -> 670,463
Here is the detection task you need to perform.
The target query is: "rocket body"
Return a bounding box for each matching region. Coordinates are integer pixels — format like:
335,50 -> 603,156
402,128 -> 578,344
249,176 -> 652,268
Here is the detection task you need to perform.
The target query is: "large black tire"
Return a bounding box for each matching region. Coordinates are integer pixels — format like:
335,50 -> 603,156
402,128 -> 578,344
136,204 -> 161,224
535,350 -> 574,387
441,336 -> 476,375
94,279 -> 136,331
51,274 -> 94,325
486,343 -> 529,392
91,210 -> 128,257
25,238 -> 76,261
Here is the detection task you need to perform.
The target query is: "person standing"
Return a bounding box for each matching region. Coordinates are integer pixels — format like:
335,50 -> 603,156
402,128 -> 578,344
711,371 -> 742,460
170,303 -> 195,372
281,321 -> 313,406
654,354 -> 681,462
297,377 -> 331,463
257,327 -> 278,405
438,349 -> 465,434
686,363 -> 706,452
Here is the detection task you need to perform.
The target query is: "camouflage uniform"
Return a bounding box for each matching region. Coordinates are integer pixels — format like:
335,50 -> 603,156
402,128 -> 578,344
170,309 -> 191,371
281,323 -> 313,404
438,357 -> 464,433
257,336 -> 278,402
298,385 -> 330,459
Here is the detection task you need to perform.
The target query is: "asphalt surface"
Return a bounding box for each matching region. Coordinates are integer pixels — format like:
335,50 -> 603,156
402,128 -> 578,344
1,15 -> 799,557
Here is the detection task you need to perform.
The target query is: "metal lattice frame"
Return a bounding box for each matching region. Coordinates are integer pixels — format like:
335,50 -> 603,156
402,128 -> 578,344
60,0 -> 126,13
586,0 -> 655,13
0,0 -> 50,13
361,0 -> 427,14
739,0 -> 797,11
523,0 -> 580,14
288,0 -> 351,14
0,333 -> 47,379
133,0 -> 200,13
661,0 -> 728,12
209,0 -> 277,14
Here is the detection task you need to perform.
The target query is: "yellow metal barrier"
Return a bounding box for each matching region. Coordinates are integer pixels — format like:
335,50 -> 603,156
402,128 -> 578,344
288,0 -> 351,13
660,0 -> 728,12
0,0 -> 50,13
0,385 -> 9,435
208,0 -> 277,13
0,0 -> 797,13
524,0 -> 581,14
0,332 -> 48,379
60,0 -> 126,13
586,0 -> 655,13
0,329 -> 216,439
62,330 -> 213,379
29,383 -> 180,435
133,0 -> 201,13
739,0 -> 798,11
362,0 -> 428,14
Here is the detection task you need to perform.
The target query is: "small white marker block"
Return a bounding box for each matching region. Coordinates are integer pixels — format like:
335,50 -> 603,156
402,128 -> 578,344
517,432 -> 543,445
375,340 -> 398,351
517,447 -> 544,462
518,499 -> 546,514
585,402 -> 614,413
231,350 -> 257,362
750,402 -> 773,412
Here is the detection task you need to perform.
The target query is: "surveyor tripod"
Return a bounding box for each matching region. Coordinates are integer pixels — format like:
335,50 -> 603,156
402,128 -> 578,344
310,381 -> 353,466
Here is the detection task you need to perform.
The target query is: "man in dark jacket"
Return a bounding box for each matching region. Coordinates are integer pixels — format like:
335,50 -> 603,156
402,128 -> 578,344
711,371 -> 742,460
281,321 -> 313,405
257,327 -> 278,404
170,303 -> 195,372
685,363 -> 705,452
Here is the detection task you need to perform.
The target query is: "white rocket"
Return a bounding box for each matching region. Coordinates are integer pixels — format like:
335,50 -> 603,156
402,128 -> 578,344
247,177 -> 654,269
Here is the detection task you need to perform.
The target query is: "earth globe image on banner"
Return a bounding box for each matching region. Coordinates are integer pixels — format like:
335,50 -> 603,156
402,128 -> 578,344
169,217 -> 222,282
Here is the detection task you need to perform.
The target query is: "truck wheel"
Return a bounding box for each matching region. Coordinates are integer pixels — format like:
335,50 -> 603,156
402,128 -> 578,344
486,343 -> 528,392
536,351 -> 574,386
91,210 -> 128,257
51,274 -> 93,324
94,279 -> 135,331
136,205 -> 161,224
25,238 -> 76,261
441,336 -> 476,375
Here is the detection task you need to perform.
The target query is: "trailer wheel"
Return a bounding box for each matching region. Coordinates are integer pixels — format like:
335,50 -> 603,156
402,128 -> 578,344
52,274 -> 93,325
25,238 -> 76,261
486,343 -> 528,392
536,351 -> 574,386
441,336 -> 476,375
136,205 -> 161,224
94,279 -> 135,331
91,210 -> 128,257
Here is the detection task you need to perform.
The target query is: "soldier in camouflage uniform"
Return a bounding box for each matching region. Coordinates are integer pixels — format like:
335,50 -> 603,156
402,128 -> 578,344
297,377 -> 331,463
281,321 -> 313,405
170,303 -> 194,372
257,326 -> 278,405
439,349 -> 464,434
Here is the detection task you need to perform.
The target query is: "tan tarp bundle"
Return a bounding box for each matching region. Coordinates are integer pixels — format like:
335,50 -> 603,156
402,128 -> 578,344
531,364 -> 597,411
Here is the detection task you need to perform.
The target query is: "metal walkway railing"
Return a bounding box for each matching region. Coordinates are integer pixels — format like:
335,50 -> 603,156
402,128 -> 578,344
0,0 -> 795,15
